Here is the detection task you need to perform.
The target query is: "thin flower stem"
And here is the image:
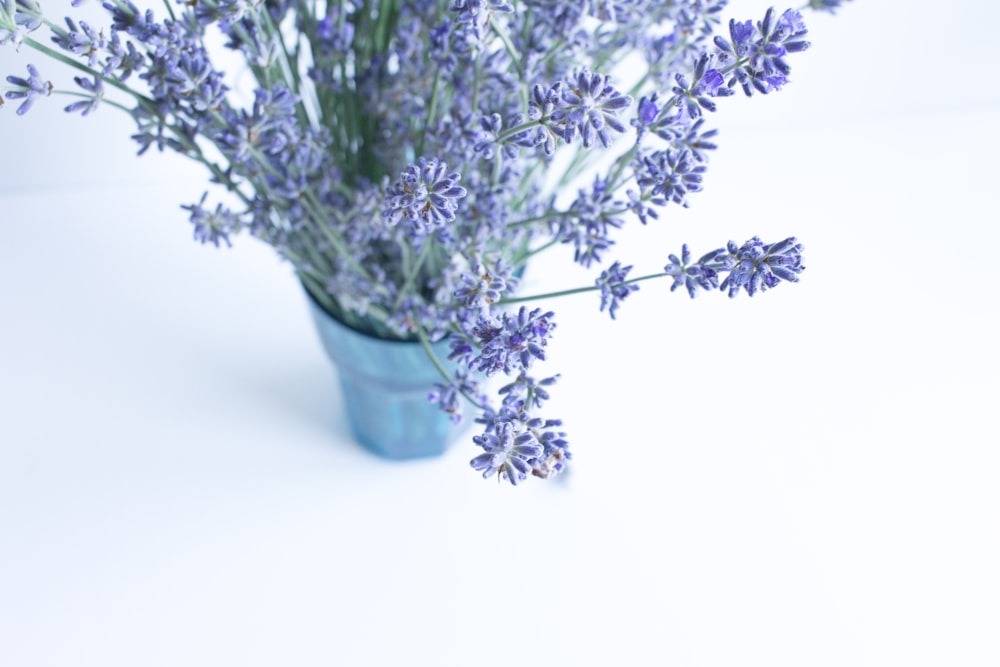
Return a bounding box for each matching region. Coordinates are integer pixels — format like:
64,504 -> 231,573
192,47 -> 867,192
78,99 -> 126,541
24,35 -> 153,105
44,57 -> 256,211
221,134 -> 382,287
605,140 -> 643,191
393,239 -> 434,311
471,49 -> 481,112
51,90 -> 124,112
68,54 -> 365,290
627,71 -> 652,100
416,328 -> 454,384
499,272 -> 667,305
516,237 -> 560,265
508,211 -> 564,228
496,118 -> 542,143
509,203 -> 635,229
546,72 -> 652,193
416,327 -> 487,411
258,8 -> 309,129
161,0 -> 176,22
416,66 -> 441,157
491,149 -> 503,186
490,22 -> 521,72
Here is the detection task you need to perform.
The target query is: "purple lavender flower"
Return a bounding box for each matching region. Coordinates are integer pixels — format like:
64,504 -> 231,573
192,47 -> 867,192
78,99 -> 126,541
635,148 -> 707,208
725,19 -> 756,58
595,261 -> 639,320
0,0 -> 42,47
632,95 -> 719,165
674,118 -> 719,162
699,68 -> 725,96
315,8 -> 355,55
182,193 -> 242,248
129,105 -> 169,155
750,9 -> 809,76
549,69 -> 632,148
554,176 -> 626,268
457,306 -> 556,376
498,373 -> 559,411
470,417 -> 543,486
632,94 -> 661,137
215,87 -> 298,163
51,17 -> 105,67
63,75 -> 103,116
4,63 -> 50,115
626,189 -> 660,225
452,257 -> 518,312
383,157 -> 468,233
672,53 -> 734,116
100,32 -> 143,82
429,368 -> 487,424
665,237 -> 805,298
526,84 -> 559,155
99,2 -> 160,41
663,243 -> 730,298
193,0 -> 262,31
808,0 -> 852,14
721,236 -> 805,297
452,0 -> 514,40
472,401 -> 569,482
169,50 -> 229,112
521,416 -> 569,479
714,8 -> 811,97
474,112 -> 527,160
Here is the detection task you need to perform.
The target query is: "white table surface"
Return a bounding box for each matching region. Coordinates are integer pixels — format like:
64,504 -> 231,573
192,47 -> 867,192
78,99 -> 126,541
2,2 -> 999,666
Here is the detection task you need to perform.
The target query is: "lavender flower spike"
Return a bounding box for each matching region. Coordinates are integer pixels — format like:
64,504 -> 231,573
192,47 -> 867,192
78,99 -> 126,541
470,418 -> 544,486
64,75 -> 104,116
463,306 -> 556,376
4,63 -> 50,115
596,261 -> 639,320
182,193 -> 242,248
663,243 -> 727,298
664,236 -> 805,298
721,236 -> 805,297
0,0 -> 42,48
808,0 -> 853,14
549,69 -> 632,148
383,158 -> 468,233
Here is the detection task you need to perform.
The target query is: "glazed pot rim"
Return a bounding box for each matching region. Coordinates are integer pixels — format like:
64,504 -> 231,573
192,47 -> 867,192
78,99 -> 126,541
301,280 -> 446,345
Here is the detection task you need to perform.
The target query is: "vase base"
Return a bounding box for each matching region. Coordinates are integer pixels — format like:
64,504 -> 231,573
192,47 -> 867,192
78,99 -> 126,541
306,288 -> 460,461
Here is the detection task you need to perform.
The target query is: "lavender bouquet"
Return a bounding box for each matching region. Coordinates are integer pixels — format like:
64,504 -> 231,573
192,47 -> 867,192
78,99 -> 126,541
1,0 -> 849,484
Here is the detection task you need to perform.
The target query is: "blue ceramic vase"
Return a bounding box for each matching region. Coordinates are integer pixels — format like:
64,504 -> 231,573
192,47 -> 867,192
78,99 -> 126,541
304,290 -> 459,459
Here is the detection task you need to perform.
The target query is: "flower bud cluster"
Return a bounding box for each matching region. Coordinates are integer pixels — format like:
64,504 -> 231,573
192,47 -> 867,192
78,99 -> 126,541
664,236 -> 805,299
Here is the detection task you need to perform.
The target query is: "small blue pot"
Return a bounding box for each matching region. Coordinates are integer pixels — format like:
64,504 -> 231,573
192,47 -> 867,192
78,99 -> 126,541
304,290 -> 460,459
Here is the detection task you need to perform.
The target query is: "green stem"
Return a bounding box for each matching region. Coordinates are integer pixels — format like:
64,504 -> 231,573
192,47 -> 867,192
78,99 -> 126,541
416,67 -> 441,157
24,36 -> 153,105
393,239 -> 434,311
490,21 -> 521,71
496,119 -> 543,143
499,272 -> 667,305
416,327 -> 487,411
509,202 -> 635,230
161,0 -> 176,22
50,90 -> 129,114
515,237 -> 560,265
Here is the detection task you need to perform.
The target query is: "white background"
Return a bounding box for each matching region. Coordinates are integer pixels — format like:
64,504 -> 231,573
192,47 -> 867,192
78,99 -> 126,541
2,2 -> 999,666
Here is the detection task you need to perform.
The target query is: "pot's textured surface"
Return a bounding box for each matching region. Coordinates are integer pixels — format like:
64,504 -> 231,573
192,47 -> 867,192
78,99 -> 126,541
305,293 -> 458,459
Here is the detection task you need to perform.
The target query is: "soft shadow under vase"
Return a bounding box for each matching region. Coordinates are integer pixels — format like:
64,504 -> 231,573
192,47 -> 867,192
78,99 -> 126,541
305,291 -> 459,460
